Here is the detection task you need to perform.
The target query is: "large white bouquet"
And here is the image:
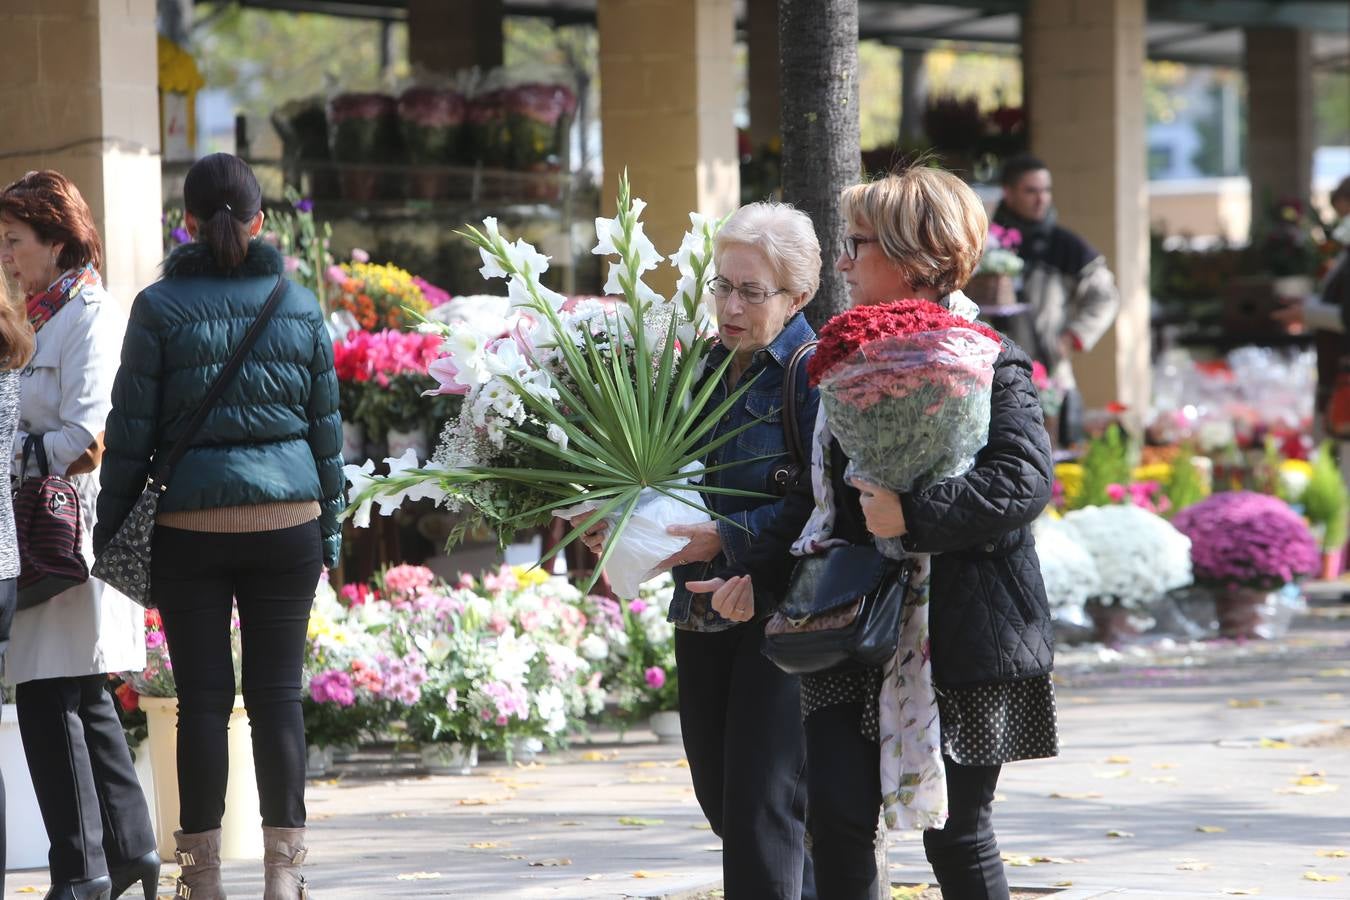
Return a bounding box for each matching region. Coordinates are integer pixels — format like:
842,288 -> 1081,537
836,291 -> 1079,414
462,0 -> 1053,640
345,176 -> 764,596
1061,505 -> 1193,610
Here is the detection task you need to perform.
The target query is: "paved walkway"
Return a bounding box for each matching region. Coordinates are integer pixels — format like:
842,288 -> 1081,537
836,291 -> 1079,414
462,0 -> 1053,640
5,590 -> 1350,899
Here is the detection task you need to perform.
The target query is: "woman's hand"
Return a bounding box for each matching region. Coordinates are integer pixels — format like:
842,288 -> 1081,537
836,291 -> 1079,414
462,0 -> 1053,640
568,515 -> 609,556
849,477 -> 907,539
685,575 -> 756,622
655,521 -> 723,571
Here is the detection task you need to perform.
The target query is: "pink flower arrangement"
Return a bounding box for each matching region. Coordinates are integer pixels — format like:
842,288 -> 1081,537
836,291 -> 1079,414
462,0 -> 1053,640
1171,491 -> 1319,590
1106,480 -> 1172,517
310,670 -> 357,707
332,329 -> 442,387
644,666 -> 666,689
988,223 -> 1022,250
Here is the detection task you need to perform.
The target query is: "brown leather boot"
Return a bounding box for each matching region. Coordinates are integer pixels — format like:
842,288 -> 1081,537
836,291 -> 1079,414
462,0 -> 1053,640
262,826 -> 309,899
172,828 -> 225,899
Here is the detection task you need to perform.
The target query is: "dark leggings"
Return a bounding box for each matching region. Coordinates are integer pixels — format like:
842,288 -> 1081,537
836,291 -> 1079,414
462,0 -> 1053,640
150,521 -> 321,833
804,702 -> 1009,900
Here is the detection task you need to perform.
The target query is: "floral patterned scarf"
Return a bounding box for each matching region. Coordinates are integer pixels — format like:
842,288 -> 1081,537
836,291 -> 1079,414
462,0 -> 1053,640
26,264 -> 100,332
791,290 -> 981,832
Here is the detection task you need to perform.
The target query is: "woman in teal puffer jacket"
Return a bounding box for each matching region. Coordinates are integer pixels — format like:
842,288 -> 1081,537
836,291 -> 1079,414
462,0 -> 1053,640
95,153 -> 342,900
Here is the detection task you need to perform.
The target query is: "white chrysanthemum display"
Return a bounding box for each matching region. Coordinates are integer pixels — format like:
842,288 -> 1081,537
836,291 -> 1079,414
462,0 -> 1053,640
1031,515 -> 1101,613
1061,505 -> 1193,610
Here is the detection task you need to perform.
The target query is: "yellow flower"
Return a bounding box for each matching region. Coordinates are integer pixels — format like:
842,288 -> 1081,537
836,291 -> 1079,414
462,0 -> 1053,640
1055,462 -> 1084,503
1279,459 -> 1314,480
512,565 -> 552,588
1131,463 -> 1173,485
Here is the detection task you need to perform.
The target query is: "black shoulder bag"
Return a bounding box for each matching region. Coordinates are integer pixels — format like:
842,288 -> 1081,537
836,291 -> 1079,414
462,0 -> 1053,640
768,340 -> 817,496
91,277 -> 287,608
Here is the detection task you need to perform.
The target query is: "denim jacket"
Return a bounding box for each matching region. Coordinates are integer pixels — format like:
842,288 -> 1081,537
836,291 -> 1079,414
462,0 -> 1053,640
668,312 -> 819,628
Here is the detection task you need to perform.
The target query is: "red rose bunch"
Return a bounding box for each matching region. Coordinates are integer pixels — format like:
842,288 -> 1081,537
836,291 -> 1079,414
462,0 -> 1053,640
809,299 -> 1003,493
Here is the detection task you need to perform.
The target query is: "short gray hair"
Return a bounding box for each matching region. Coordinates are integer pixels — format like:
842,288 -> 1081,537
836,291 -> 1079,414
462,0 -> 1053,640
714,201 -> 821,301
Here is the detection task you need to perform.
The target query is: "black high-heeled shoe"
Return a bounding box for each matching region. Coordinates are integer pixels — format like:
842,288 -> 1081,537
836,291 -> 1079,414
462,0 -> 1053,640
42,874 -> 112,900
110,850 -> 161,900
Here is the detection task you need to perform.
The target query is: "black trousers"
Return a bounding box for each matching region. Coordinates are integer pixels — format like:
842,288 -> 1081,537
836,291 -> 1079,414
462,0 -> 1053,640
15,674 -> 156,882
675,620 -> 813,900
0,577 -> 12,894
804,702 -> 1009,900
151,521 -> 321,833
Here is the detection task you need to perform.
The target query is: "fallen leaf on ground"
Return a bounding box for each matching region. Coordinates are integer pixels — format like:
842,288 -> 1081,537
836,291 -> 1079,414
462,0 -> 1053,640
1049,791 -> 1103,800
619,817 -> 664,826
1315,849 -> 1347,858
890,885 -> 930,899
395,872 -> 442,881
1104,755 -> 1132,764
626,776 -> 668,784
1107,830 -> 1134,838
631,871 -> 673,878
1296,775 -> 1329,786
1177,862 -> 1212,871
993,793 -> 1007,802
692,822 -> 713,830
1228,698 -> 1269,708
530,857 -> 571,867
579,750 -> 616,762
16,889 -> 41,895
557,821 -> 583,826
1197,825 -> 1227,833
1221,889 -> 1260,895
584,874 -> 604,881
1093,769 -> 1131,779
384,812 -> 409,819
502,854 -> 526,860
1304,872 -> 1342,882
1054,881 -> 1074,888
1152,762 -> 1180,769
458,797 -> 505,806
1316,668 -> 1350,678
1258,738 -> 1292,750
468,841 -> 502,849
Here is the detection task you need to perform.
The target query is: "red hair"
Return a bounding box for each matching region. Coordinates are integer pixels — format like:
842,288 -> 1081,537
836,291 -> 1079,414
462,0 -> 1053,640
0,170 -> 103,272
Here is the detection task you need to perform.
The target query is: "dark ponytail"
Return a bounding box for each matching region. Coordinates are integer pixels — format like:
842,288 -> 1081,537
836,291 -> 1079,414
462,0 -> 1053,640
182,153 -> 263,271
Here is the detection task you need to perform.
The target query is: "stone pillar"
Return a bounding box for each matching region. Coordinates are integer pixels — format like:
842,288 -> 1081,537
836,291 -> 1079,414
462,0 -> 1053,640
597,0 -> 739,288
1245,27 -> 1314,213
0,0 -> 163,307
899,48 -> 928,145
1024,0 -> 1149,414
746,0 -> 780,147
408,0 -> 504,76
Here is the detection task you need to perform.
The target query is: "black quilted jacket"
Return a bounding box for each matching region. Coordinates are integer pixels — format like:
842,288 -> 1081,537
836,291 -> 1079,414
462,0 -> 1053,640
725,340 -> 1055,689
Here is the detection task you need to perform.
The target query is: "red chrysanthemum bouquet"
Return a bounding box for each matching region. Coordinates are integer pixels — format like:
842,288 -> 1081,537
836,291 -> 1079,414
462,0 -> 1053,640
808,300 -> 1004,493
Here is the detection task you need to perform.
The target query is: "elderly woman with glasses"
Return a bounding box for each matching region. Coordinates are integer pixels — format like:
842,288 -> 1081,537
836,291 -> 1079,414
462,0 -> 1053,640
581,201 -> 822,899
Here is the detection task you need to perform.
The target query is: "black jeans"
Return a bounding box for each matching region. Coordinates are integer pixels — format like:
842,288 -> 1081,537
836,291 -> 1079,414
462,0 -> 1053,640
151,521 -> 321,833
0,577 -> 11,894
804,702 -> 1009,900
15,674 -> 156,881
675,620 -> 813,899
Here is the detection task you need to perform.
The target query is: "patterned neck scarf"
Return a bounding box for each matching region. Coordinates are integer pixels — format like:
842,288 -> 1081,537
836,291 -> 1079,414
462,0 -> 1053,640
26,265 -> 100,332
791,290 -> 982,833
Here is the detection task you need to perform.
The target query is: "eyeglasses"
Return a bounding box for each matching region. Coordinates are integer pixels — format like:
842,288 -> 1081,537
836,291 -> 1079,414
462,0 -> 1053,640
844,235 -> 878,260
709,277 -> 787,305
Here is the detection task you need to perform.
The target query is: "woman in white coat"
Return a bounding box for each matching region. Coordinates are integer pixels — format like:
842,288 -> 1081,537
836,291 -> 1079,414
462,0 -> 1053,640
0,171 -> 158,900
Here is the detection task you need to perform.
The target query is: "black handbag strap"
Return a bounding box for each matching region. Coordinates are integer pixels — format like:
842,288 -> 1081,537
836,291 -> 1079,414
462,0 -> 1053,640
781,340 -> 818,472
20,433 -> 50,482
148,276 -> 287,490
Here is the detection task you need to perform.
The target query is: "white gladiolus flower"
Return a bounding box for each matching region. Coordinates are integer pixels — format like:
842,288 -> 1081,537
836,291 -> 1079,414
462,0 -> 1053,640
546,424 -> 569,450
342,459 -> 379,528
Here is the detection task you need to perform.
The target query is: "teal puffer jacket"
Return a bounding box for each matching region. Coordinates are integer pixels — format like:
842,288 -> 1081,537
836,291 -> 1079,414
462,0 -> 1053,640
95,240 -> 345,568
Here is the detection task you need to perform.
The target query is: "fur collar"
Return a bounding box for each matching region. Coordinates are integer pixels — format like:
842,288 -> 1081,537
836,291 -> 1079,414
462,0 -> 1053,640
162,240 -> 284,279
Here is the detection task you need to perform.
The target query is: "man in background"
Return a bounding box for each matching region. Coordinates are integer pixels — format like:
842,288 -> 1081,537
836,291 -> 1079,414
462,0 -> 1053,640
993,155 -> 1121,444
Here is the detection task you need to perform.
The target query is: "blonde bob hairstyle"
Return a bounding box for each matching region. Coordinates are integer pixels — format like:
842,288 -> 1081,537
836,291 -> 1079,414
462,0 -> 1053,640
840,166 -> 987,297
713,201 -> 822,302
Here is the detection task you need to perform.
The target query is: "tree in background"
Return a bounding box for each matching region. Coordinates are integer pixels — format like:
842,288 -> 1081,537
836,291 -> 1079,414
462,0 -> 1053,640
780,0 -> 861,328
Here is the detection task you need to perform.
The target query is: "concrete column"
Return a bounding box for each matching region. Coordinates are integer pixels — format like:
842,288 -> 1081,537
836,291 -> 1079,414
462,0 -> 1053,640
1245,27 -> 1314,212
746,0 -> 780,147
899,48 -> 928,145
597,0 -> 739,289
0,0 -> 163,307
408,0 -> 504,76
1024,0 -> 1149,414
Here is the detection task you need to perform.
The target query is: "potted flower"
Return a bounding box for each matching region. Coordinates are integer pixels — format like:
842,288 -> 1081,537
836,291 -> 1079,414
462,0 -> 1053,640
397,84 -> 467,199
608,575 -> 679,740
967,222 -> 1024,309
1061,504 -> 1193,643
1171,491 -> 1320,638
130,609 -> 262,859
1030,514 -> 1101,642
1301,442 -> 1349,579
327,92 -> 400,201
